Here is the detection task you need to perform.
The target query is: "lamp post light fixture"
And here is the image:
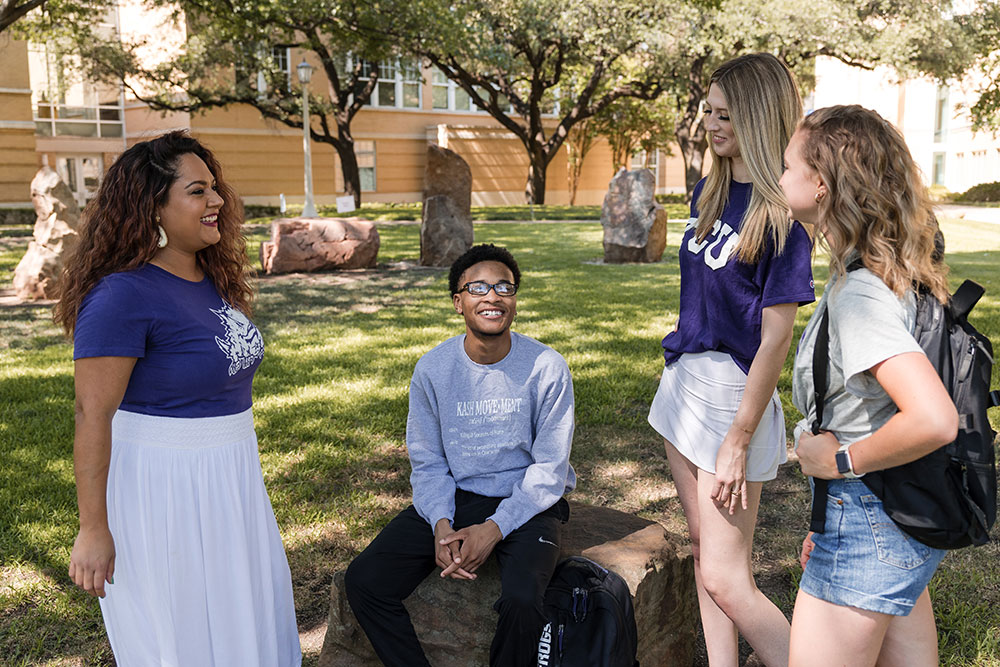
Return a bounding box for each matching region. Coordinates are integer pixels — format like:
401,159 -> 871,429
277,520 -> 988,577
296,58 -> 318,218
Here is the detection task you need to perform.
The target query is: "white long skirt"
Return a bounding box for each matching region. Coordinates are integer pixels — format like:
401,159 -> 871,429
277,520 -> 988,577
100,408 -> 301,667
647,350 -> 787,481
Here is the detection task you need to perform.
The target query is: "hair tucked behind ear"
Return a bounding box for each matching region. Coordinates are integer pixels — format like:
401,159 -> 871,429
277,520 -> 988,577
696,52 -> 803,262
54,131 -> 254,335
799,105 -> 949,303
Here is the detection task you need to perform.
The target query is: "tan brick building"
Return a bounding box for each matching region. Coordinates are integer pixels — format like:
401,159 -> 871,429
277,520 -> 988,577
0,4 -> 688,213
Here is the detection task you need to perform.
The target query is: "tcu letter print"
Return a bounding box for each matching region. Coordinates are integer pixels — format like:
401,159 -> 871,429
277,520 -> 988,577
686,217 -> 739,270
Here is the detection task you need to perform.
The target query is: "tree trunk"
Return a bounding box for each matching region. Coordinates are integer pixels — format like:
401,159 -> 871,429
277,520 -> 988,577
334,126 -> 361,207
674,58 -> 709,202
525,146 -> 548,205
675,125 -> 707,202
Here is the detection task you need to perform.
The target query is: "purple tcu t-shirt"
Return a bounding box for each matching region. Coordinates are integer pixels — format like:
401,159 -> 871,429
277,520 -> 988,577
74,263 -> 264,418
662,178 -> 815,374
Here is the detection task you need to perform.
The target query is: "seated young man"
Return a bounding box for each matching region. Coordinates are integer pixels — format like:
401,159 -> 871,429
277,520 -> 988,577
345,243 -> 576,667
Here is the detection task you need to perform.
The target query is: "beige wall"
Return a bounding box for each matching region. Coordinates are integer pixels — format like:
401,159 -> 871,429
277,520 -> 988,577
0,39 -> 39,206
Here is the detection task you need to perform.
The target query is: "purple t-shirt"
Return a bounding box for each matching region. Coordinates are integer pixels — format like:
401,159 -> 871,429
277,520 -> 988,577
662,178 -> 815,374
74,263 -> 264,418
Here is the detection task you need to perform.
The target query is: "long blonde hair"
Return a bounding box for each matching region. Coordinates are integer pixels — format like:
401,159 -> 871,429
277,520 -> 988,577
799,105 -> 949,303
696,53 -> 803,262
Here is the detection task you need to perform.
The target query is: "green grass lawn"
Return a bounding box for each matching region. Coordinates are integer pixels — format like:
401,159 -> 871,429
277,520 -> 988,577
2,218 -> 999,666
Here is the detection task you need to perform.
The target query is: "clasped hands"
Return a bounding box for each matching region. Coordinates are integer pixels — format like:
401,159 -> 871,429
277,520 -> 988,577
796,429 -> 842,479
434,518 -> 502,580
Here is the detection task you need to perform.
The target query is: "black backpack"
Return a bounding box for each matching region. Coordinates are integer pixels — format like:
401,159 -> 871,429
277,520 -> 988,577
810,274 -> 999,550
537,556 -> 639,667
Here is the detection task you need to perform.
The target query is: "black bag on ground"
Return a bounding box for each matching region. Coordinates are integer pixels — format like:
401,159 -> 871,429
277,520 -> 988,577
537,556 -> 639,667
810,274 -> 999,550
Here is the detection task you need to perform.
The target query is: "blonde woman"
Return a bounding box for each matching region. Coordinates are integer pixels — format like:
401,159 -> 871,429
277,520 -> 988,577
647,53 -> 814,665
781,105 -> 957,666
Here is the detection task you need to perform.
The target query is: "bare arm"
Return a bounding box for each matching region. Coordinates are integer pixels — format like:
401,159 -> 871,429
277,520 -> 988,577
797,351 -> 958,479
713,302 -> 798,513
69,356 -> 136,597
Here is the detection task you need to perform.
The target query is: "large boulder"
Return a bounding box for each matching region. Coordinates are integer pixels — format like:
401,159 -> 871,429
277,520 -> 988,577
420,145 -> 473,267
601,169 -> 668,264
318,502 -> 696,667
259,217 -> 379,274
13,166 -> 81,300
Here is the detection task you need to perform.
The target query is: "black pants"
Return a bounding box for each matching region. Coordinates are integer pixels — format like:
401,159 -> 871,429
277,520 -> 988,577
345,490 -> 569,667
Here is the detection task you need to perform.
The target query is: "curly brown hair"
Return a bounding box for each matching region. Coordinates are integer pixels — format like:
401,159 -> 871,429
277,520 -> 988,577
54,131 -> 254,335
799,105 -> 949,304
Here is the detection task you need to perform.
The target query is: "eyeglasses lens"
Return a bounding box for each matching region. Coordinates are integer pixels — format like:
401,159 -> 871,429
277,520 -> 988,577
465,281 -> 516,296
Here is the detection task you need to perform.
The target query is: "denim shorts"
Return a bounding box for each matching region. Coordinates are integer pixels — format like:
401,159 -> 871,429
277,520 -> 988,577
799,478 -> 946,616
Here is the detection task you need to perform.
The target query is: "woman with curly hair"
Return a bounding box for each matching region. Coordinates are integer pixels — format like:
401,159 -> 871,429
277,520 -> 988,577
647,53 -> 814,665
781,105 -> 957,666
55,131 -> 301,665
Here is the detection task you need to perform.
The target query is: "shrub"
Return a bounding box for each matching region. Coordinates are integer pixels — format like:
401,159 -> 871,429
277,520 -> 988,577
0,208 -> 37,226
927,184 -> 953,202
954,181 -> 1000,203
242,204 -> 282,219
655,193 -> 686,205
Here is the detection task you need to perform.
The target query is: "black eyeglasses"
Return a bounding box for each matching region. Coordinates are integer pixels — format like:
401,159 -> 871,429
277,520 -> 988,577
460,280 -> 518,297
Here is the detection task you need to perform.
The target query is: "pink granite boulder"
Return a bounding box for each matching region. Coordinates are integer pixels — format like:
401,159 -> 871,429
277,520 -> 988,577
260,217 -> 379,274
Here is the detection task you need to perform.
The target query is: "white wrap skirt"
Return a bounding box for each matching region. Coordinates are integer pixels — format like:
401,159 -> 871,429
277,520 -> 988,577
647,350 -> 787,481
99,408 -> 301,666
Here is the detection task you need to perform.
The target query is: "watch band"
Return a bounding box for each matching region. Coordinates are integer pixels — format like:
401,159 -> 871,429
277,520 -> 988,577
836,443 -> 861,478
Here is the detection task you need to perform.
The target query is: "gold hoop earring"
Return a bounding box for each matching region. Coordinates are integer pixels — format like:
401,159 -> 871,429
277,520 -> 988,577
814,192 -> 824,203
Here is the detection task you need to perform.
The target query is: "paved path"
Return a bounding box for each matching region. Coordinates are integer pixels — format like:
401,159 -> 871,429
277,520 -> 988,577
935,204 -> 1000,224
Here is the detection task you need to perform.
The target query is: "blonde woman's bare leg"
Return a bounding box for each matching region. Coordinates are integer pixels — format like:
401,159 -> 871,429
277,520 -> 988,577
696,473 -> 790,666
663,439 -> 739,666
790,588 -> 891,667
875,589 -> 937,667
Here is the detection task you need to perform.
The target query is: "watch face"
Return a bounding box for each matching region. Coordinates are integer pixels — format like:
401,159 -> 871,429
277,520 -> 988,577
835,450 -> 851,474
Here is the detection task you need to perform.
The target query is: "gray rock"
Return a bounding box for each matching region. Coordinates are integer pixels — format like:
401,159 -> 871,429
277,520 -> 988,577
420,145 -> 473,267
601,169 -> 668,263
13,166 -> 81,300
420,195 -> 474,268
259,217 -> 379,274
318,502 -> 696,667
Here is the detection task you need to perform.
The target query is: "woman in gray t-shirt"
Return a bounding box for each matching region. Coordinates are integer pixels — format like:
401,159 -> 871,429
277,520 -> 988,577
779,105 -> 957,666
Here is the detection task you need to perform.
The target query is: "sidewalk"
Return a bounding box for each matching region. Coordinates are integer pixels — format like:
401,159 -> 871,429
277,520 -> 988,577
935,203 -> 1000,224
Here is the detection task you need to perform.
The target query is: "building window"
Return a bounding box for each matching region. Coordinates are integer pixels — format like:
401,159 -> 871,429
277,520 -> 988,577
932,152 -> 946,186
357,140 -> 376,191
933,85 -> 948,143
430,67 -> 531,114
358,59 -> 421,109
265,46 -> 291,91
29,44 -> 123,139
631,149 -> 661,185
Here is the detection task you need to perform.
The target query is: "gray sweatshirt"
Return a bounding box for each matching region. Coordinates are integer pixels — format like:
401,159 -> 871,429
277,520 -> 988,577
406,332 -> 576,537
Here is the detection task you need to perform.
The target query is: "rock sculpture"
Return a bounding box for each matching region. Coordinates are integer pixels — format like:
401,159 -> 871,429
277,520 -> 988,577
318,502 -> 697,667
259,218 -> 379,274
13,166 -> 81,300
601,169 -> 668,263
420,145 -> 473,267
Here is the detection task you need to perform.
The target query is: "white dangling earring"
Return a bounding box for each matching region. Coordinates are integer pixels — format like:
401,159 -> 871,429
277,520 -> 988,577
157,216 -> 168,248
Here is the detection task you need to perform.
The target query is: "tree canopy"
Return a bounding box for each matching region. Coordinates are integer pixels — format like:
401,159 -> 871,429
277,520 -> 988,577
75,0 -> 406,205
404,0 -> 684,204
656,0 -> 989,199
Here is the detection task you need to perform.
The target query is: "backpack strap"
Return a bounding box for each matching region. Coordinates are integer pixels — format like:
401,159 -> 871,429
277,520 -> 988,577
809,305 -> 832,533
990,390 -> 1000,408
950,280 -> 984,320
808,260 -> 862,534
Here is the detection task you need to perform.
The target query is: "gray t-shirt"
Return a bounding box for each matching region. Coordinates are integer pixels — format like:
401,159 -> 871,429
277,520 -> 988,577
792,269 -> 923,449
407,331 -> 576,538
